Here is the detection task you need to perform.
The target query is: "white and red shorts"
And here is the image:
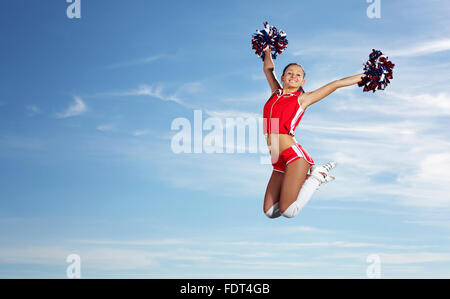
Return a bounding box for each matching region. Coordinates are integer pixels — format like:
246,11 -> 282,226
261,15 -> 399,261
272,143 -> 315,173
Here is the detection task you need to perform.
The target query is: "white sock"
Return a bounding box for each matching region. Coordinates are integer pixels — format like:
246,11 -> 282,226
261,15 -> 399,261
265,202 -> 281,218
282,175 -> 322,218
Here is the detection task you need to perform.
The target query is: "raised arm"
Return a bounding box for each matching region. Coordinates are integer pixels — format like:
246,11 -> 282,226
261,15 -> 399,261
263,48 -> 282,93
301,73 -> 366,109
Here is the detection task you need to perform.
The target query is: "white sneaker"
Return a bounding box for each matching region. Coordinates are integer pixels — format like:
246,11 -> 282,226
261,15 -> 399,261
310,162 -> 337,184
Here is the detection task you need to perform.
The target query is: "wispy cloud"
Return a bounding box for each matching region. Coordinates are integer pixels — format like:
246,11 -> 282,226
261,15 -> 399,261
215,240 -> 431,250
0,135 -> 46,153
333,91 -> 450,117
131,129 -> 150,137
135,84 -> 182,104
92,84 -> 184,105
330,252 -> 450,265
73,238 -> 188,246
0,236 -> 437,277
0,246 -> 157,271
0,243 -> 218,273
96,124 -> 117,132
218,91 -> 271,103
26,105 -> 41,117
105,54 -> 165,69
173,82 -> 204,97
388,38 -> 450,57
294,84 -> 450,209
305,129 -> 450,209
204,109 -> 260,119
55,96 -> 87,119
276,226 -> 336,234
404,219 -> 450,230
80,134 -> 268,197
292,32 -> 450,59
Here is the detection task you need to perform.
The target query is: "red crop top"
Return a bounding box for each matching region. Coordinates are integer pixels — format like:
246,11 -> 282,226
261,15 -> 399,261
263,89 -> 306,136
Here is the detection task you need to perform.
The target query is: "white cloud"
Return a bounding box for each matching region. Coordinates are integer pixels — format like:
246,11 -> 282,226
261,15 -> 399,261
174,82 -> 204,96
251,73 -> 266,81
221,259 -> 316,269
0,246 -> 70,265
0,231 -> 443,277
131,130 -> 153,137
404,219 -> 450,230
55,96 -> 87,119
332,91 -> 450,117
330,252 -> 450,265
105,54 -> 165,69
401,152 -> 450,184
292,33 -> 450,59
26,105 -> 41,116
92,84 -> 184,105
0,135 -> 46,152
74,239 -> 188,246
204,109 -> 260,120
388,38 -> 450,57
295,95 -> 450,209
302,121 -> 419,137
0,243 -> 220,273
78,247 -> 157,270
277,226 -> 335,234
219,90 -> 271,103
215,241 -> 431,250
96,124 -> 117,132
380,252 -> 450,264
131,129 -> 150,136
306,132 -> 450,208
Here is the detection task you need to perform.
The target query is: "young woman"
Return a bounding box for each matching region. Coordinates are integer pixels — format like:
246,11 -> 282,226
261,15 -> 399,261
262,47 -> 366,218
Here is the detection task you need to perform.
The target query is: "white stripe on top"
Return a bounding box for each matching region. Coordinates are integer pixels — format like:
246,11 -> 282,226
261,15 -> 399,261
289,103 -> 304,135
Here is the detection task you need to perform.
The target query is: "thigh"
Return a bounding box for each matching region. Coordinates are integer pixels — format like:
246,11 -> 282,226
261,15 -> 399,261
263,171 -> 284,213
279,158 -> 310,213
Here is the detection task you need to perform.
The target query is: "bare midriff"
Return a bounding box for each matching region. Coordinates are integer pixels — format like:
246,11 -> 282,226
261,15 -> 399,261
266,133 -> 297,161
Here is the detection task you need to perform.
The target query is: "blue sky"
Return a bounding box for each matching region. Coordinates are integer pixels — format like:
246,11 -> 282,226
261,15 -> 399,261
1,0 -> 450,278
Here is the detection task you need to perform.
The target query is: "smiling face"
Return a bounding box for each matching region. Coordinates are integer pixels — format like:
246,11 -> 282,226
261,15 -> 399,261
281,64 -> 305,90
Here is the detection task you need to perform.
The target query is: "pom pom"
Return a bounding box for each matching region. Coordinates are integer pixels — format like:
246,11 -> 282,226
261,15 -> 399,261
251,21 -> 288,61
358,49 -> 395,92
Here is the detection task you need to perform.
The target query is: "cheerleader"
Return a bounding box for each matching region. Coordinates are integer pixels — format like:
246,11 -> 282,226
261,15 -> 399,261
262,47 -> 367,218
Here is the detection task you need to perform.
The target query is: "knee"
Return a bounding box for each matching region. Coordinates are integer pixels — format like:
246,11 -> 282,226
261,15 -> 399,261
264,203 -> 281,219
280,202 -> 300,218
265,211 -> 279,219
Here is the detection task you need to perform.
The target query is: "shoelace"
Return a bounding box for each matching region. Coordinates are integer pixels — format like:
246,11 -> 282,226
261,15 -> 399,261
322,162 -> 335,172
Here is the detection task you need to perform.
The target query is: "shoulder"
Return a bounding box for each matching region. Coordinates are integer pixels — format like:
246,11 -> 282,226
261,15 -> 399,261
298,91 -> 311,110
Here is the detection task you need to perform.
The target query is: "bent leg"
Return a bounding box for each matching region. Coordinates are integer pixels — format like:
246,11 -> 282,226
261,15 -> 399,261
278,158 -> 311,215
263,171 -> 284,218
283,162 -> 338,217
285,173 -> 323,217
281,163 -> 325,218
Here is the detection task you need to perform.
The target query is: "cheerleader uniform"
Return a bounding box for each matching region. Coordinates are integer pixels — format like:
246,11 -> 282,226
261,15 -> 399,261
263,89 -> 314,173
